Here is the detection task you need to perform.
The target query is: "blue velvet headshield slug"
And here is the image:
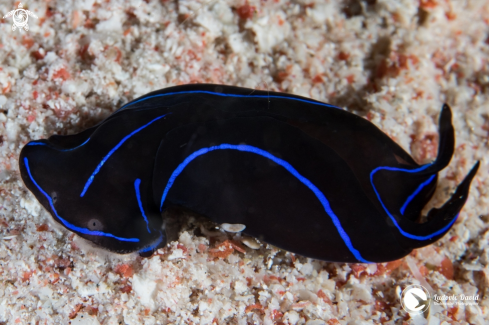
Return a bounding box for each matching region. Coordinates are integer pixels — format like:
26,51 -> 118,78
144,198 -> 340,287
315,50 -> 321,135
19,84 -> 479,262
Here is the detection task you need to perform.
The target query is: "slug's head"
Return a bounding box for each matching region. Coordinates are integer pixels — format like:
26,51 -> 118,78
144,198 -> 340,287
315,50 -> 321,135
19,140 -> 165,256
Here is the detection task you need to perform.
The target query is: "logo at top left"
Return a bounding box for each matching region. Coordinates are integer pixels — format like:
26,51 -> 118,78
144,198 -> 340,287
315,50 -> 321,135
3,3 -> 37,32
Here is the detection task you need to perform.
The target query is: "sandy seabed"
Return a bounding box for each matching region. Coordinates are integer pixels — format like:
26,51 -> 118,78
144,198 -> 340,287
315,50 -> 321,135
0,0 -> 488,324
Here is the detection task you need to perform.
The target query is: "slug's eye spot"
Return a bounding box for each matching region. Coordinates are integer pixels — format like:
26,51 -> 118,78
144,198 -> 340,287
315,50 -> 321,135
51,192 -> 58,204
87,219 -> 103,231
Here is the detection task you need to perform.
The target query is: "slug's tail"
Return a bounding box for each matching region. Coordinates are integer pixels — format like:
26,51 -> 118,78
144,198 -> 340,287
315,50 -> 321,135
398,104 -> 478,245
372,104 -> 479,247
397,103 -> 479,245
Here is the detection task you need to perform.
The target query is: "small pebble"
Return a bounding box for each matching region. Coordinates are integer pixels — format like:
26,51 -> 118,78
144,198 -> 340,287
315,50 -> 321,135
220,223 -> 246,233
241,236 -> 261,249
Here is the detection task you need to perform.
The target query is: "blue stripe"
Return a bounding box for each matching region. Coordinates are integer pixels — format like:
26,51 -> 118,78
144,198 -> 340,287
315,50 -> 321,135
27,138 -> 90,151
134,179 -> 151,233
80,114 -> 168,197
119,90 -> 340,111
400,174 -> 436,215
159,143 -> 370,263
139,231 -> 164,253
370,164 -> 456,240
24,157 -> 139,242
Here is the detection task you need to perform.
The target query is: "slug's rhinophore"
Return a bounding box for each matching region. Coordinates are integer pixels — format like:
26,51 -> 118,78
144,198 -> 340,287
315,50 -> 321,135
19,84 -> 479,262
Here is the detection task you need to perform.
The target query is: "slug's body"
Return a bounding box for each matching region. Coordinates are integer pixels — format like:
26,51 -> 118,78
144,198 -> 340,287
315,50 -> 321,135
20,84 -> 479,263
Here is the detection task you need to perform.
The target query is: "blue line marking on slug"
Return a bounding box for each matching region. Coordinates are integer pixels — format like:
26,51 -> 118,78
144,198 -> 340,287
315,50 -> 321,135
370,164 -> 456,240
80,114 -> 168,197
24,157 -> 139,242
26,142 -> 47,146
400,174 -> 436,215
139,231 -> 164,253
134,178 -> 151,234
119,90 -> 341,111
27,138 -> 90,151
159,143 -> 370,263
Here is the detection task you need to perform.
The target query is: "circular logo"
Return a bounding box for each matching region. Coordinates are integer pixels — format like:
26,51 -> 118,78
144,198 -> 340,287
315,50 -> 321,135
13,9 -> 28,28
400,284 -> 431,315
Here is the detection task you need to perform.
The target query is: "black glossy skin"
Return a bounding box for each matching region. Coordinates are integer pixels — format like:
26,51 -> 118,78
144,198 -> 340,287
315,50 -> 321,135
19,84 -> 479,262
